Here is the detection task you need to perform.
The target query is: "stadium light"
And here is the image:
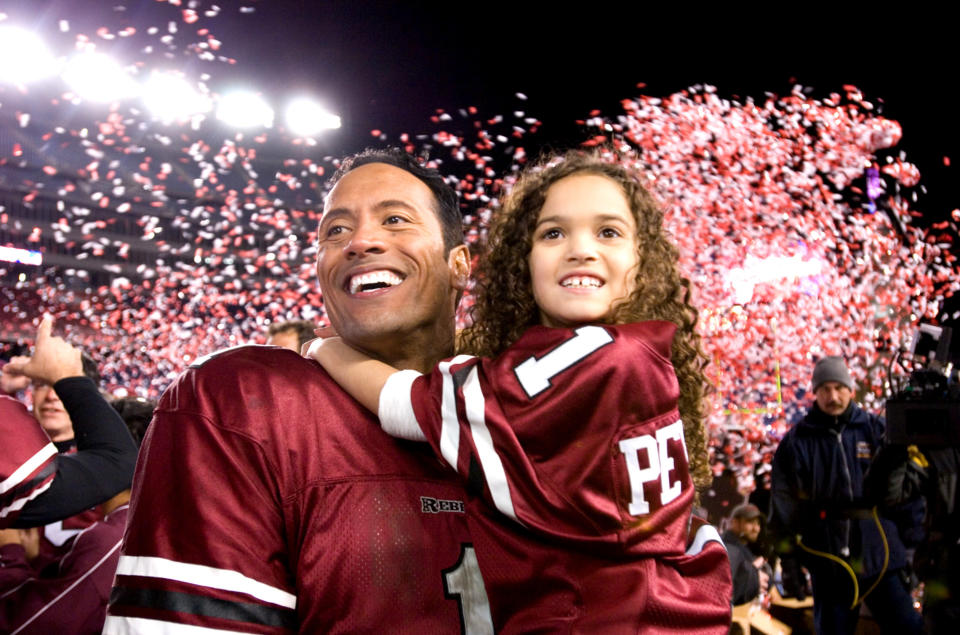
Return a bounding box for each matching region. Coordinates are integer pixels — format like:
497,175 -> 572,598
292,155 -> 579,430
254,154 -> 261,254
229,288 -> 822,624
0,245 -> 42,266
285,98 -> 341,136
142,72 -> 211,123
0,26 -> 59,85
216,91 -> 274,128
61,52 -> 138,102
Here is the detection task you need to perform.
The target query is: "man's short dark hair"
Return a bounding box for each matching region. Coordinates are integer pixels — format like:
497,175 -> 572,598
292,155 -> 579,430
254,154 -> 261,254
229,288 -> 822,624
267,320 -> 317,351
328,148 -> 464,253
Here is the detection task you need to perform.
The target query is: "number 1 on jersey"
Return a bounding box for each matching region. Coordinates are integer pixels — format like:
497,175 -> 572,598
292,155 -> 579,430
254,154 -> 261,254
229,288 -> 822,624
514,326 -> 614,398
443,544 -> 494,635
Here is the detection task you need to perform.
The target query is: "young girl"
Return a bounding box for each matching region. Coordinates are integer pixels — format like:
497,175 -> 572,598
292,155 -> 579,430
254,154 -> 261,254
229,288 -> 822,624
310,152 -> 729,631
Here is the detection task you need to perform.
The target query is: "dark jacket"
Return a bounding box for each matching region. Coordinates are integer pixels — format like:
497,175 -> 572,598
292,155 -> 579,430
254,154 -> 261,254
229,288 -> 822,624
769,402 -> 907,583
722,529 -> 760,605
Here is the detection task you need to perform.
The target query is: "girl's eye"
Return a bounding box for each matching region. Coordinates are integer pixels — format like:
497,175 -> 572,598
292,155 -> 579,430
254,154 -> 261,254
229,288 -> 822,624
540,228 -> 562,240
599,227 -> 622,238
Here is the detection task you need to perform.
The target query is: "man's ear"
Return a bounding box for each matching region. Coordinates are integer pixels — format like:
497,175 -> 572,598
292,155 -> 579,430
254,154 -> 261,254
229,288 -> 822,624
448,244 -> 470,290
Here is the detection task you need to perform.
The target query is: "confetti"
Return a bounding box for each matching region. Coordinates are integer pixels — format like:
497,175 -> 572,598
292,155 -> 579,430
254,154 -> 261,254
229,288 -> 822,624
0,6 -> 957,502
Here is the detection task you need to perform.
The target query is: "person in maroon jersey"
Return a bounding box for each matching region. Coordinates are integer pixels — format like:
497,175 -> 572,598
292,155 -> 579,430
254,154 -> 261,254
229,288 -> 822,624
0,395 -> 57,525
308,151 -> 732,632
1,318 -> 137,529
0,396 -> 149,634
4,322 -> 134,563
107,149 -> 497,633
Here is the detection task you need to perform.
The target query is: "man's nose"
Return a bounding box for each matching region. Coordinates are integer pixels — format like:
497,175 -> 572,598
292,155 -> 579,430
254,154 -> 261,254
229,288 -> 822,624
345,220 -> 386,257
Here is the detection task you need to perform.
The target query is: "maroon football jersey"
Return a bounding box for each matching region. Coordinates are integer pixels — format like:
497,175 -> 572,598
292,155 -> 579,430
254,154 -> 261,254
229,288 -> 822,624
1,395 -> 57,526
37,440 -> 102,565
380,323 -> 732,631
1,505 -> 127,633
106,347 -> 496,634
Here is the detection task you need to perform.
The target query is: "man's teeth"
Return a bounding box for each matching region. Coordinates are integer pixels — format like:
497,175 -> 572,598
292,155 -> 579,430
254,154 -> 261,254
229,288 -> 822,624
561,276 -> 602,288
349,271 -> 403,294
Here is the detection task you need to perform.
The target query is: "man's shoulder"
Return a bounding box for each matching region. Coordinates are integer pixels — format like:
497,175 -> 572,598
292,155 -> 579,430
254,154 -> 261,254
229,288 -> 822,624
155,345 -> 358,434
187,344 -> 314,376
165,345 -> 327,399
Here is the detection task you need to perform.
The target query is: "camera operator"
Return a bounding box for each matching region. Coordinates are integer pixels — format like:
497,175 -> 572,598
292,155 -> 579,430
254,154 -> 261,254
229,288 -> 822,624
867,364 -> 960,634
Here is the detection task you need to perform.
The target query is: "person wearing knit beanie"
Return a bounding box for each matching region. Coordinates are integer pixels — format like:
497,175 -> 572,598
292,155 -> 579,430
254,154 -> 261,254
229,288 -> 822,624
812,356 -> 855,392
812,356 -> 855,416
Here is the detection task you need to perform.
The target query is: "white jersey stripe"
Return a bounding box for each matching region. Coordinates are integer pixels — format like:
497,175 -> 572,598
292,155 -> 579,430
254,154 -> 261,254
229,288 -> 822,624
462,366 -> 520,523
103,615 -> 250,634
0,479 -> 53,519
1,442 -> 57,493
438,355 -> 473,469
686,523 -> 723,556
115,555 -> 297,609
379,370 -> 427,441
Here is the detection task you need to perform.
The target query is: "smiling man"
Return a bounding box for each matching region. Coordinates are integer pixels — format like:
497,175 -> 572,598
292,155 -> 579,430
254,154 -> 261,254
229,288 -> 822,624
106,149 -> 493,633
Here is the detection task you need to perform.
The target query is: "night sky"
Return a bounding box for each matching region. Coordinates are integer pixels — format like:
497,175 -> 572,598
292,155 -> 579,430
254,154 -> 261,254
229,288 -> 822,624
6,1 -> 956,221
224,1 -> 958,220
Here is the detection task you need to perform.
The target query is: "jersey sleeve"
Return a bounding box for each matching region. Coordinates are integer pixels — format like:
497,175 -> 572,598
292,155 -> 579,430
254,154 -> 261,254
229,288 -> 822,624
104,368 -> 296,634
0,395 -> 58,527
13,377 -> 138,528
380,323 -> 696,556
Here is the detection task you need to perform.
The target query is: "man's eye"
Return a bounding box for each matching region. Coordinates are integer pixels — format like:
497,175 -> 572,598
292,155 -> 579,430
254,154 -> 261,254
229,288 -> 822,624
323,225 -> 346,238
384,215 -> 408,225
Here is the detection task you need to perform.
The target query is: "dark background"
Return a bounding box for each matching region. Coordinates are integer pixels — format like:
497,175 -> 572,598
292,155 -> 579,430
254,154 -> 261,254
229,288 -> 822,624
221,2 -> 957,221
7,1 -> 955,222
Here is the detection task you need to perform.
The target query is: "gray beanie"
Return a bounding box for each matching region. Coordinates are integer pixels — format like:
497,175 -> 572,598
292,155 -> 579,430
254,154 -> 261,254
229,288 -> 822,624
812,356 -> 855,391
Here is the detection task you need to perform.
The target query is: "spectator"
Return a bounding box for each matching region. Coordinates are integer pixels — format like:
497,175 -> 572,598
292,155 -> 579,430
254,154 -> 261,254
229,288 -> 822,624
266,320 -> 317,353
723,503 -> 770,605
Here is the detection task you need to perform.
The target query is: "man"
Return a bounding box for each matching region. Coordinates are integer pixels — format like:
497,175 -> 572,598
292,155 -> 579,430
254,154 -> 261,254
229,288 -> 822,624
722,503 -> 770,605
770,356 -> 922,634
106,150 -> 494,633
265,320 -> 317,353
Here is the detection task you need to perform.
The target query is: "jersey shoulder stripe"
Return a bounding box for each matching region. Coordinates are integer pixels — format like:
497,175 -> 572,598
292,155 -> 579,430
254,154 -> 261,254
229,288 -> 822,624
115,556 -> 297,609
108,586 -> 296,632
1,442 -> 57,494
104,615 -> 258,634
437,355 -> 475,468
111,557 -> 296,632
1,444 -> 57,521
460,365 -> 519,524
